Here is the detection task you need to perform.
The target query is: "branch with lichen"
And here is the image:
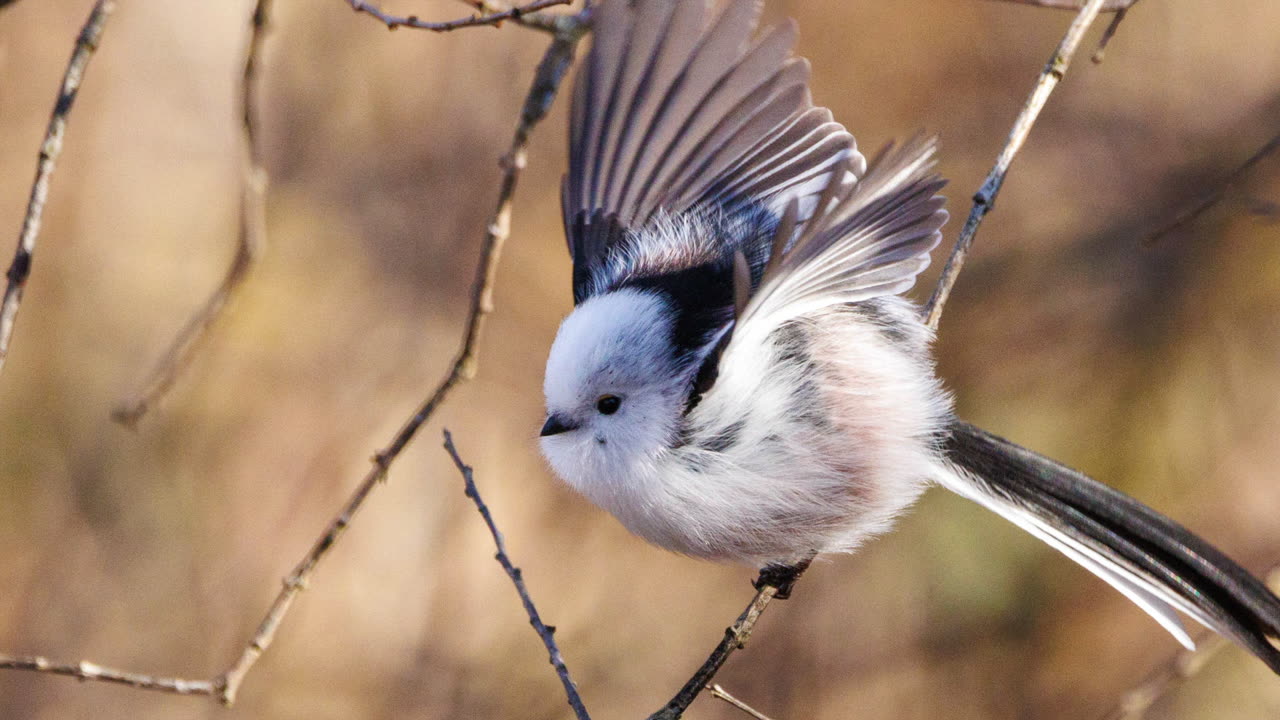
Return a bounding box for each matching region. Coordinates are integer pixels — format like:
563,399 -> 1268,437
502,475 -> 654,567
0,0 -> 114,379
0,7 -> 587,707
347,0 -> 575,35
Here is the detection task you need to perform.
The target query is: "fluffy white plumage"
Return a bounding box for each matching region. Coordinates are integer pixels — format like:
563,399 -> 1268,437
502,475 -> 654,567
537,0 -> 1280,675
542,289 -> 949,566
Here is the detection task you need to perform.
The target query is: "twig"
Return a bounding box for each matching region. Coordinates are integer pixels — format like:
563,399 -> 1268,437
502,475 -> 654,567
0,18 -> 584,706
111,0 -> 273,428
0,0 -> 114,379
348,0 -> 572,35
1142,131 -> 1280,246
651,2 -> 1117,713
707,684 -> 777,720
924,0 -> 1112,329
990,0 -> 1135,9
1095,635 -> 1227,720
209,27 -> 582,706
1097,566 -> 1280,720
0,655 -> 216,697
442,430 -> 591,720
646,562 -> 809,720
1091,6 -> 1129,64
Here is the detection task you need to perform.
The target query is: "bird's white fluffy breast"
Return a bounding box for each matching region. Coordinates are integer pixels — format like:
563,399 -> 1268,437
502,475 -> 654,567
600,300 -> 951,566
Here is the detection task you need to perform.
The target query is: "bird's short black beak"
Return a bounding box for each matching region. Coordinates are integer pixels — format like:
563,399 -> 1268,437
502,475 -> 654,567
540,414 -> 579,437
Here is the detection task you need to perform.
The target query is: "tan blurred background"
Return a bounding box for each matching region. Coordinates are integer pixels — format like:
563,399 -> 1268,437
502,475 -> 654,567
2,0 -> 1279,718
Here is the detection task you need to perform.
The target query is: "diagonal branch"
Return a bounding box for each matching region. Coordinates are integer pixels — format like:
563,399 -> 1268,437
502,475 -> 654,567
654,2 -> 1121,715
707,684 -> 777,720
924,0 -> 1112,329
989,0 -> 1136,9
1142,131 -> 1280,246
0,655 -> 215,696
1096,634 -> 1226,720
203,25 -> 584,707
0,16 -> 586,706
112,0 -> 274,428
646,562 -> 809,720
1097,567 -> 1279,720
0,0 -> 114,379
443,430 -> 591,720
348,0 -> 573,35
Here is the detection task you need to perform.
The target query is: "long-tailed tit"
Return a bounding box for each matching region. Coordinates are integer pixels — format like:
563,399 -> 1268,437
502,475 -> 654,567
538,0 -> 1280,673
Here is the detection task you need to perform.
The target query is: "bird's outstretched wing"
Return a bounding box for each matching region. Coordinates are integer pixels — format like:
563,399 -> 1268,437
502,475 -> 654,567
730,135 -> 948,342
563,0 -> 861,303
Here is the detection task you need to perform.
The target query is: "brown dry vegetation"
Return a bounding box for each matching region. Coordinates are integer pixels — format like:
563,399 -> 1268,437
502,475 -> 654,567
2,1 -> 1279,718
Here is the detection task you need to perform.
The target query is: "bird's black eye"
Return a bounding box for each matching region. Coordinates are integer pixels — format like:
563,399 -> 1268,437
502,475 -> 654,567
596,395 -> 622,415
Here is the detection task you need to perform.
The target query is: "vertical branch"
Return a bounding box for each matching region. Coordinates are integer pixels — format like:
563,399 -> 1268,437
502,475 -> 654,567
923,0 -> 1111,329
0,0 -> 115,378
112,0 -> 273,427
443,431 -> 591,720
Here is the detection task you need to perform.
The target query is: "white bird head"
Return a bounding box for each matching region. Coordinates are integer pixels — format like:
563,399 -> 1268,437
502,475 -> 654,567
539,288 -> 692,492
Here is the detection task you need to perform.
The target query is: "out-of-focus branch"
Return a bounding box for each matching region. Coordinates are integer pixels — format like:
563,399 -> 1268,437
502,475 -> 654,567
646,562 -> 809,720
1098,567 -> 1280,720
0,15 -> 585,706
1096,635 -> 1227,720
707,684 -> 777,720
210,27 -> 583,707
1143,131 -> 1280,246
924,0 -> 1112,329
442,431 -> 591,720
0,656 -> 216,697
1091,6 -> 1130,63
112,0 -> 273,428
348,0 -> 573,35
0,0 -> 114,379
990,0 -> 1136,9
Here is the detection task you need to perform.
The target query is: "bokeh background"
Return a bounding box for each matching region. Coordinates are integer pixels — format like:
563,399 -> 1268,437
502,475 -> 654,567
2,1 -> 1279,718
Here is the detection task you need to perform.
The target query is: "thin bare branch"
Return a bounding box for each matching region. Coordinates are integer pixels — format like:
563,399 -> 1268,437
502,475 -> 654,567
208,28 -> 582,707
348,0 -> 572,35
989,0 -> 1135,9
443,430 -> 591,720
112,0 -> 274,428
1143,131 -> 1280,245
0,655 -> 216,697
0,17 -> 584,706
924,0 -> 1112,329
707,684 -> 777,720
1098,567 -> 1279,720
0,0 -> 114,378
1091,6 -> 1130,63
646,562 -> 809,720
1096,635 -> 1227,720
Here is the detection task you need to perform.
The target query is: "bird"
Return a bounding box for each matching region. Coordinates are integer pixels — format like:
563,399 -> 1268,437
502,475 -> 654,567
537,0 -> 1280,674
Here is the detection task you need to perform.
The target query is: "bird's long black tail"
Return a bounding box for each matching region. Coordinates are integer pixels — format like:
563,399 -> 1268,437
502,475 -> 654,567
939,420 -> 1280,674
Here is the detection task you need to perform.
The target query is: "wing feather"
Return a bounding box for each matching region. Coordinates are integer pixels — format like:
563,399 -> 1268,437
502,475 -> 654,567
562,0 -> 862,303
733,135 -> 947,335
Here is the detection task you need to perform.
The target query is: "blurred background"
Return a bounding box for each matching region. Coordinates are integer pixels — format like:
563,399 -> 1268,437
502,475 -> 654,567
2,0 -> 1279,718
